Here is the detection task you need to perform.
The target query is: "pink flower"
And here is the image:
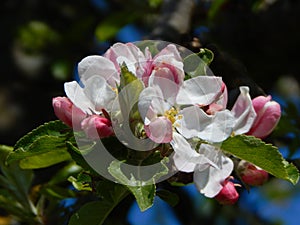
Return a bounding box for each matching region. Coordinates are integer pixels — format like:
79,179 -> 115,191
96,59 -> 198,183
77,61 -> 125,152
52,97 -> 86,129
81,115 -> 114,140
215,179 -> 239,205
247,95 -> 281,139
142,44 -> 184,87
239,161 -> 268,186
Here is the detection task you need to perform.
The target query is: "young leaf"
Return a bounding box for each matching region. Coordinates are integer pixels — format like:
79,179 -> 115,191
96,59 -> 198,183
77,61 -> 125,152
221,135 -> 299,185
108,158 -> 169,211
7,136 -> 71,169
66,141 -> 99,176
14,120 -> 70,151
108,160 -> 155,211
69,181 -> 129,225
183,48 -> 214,78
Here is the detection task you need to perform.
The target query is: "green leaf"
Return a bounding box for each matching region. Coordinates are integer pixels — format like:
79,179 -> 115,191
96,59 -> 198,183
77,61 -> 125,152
221,135 -> 299,185
69,181 -> 129,225
0,145 -> 35,218
183,48 -> 214,78
7,135 -> 71,169
108,158 -> 169,211
14,120 -> 70,151
66,141 -> 99,176
108,160 -> 155,211
198,48 -> 214,65
6,120 -> 73,169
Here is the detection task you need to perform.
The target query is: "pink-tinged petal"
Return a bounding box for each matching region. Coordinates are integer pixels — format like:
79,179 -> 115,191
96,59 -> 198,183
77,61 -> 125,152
52,97 -> 87,130
231,86 -> 257,134
154,44 -> 182,63
148,69 -> 180,104
216,82 -> 228,109
177,106 -> 234,143
152,44 -> 185,84
83,76 -> 117,112
78,55 -> 119,87
170,133 -> 217,171
144,117 -> 173,143
247,96 -> 281,139
104,42 -> 146,77
81,115 -> 114,140
194,145 -> 234,198
252,95 -> 272,112
176,76 -> 223,105
64,81 -> 95,114
138,86 -> 171,122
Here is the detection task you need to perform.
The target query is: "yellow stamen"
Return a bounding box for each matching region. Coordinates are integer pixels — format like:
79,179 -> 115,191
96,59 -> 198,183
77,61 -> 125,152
164,107 -> 178,124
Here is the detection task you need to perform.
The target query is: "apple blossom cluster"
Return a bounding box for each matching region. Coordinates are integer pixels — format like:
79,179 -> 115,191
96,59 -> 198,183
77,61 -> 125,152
52,42 -> 281,205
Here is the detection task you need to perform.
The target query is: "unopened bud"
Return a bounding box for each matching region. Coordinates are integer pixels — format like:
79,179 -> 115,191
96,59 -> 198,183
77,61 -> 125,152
247,95 -> 281,139
81,115 -> 114,140
215,179 -> 239,205
238,161 -> 268,186
52,97 -> 86,129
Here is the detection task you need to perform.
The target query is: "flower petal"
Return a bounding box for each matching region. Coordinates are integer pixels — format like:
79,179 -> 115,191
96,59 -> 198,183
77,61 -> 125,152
104,42 -> 146,77
194,144 -> 234,198
148,69 -> 180,105
170,133 -> 217,171
144,117 -> 173,143
64,81 -> 95,114
176,106 -> 235,143
83,76 -> 117,112
231,86 -> 257,134
176,76 -> 223,106
78,55 -> 119,87
138,86 -> 171,122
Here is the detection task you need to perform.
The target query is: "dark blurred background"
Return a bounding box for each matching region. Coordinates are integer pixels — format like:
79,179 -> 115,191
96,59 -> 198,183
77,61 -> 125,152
1,0 -> 300,224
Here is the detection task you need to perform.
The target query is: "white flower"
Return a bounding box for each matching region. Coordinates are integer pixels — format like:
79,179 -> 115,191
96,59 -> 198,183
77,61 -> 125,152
171,86 -> 257,197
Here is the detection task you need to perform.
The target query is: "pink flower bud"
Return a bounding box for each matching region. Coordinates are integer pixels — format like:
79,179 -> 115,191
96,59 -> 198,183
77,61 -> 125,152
81,115 -> 114,140
239,162 -> 268,186
52,97 -> 86,129
247,95 -> 281,139
215,179 -> 239,205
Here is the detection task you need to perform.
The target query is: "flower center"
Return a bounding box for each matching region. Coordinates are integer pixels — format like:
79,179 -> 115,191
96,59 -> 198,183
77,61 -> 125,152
164,107 -> 178,124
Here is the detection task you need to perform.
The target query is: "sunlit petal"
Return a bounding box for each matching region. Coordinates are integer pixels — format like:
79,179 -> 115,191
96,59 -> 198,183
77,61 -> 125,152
145,117 -> 173,143
78,55 -> 119,87
231,86 -> 257,134
176,76 -> 223,105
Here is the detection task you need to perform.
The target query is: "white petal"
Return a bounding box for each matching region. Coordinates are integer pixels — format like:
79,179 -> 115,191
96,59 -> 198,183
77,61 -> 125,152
64,81 -> 95,114
176,76 -> 223,105
231,86 -> 257,134
170,133 -> 217,171
145,117 -> 173,143
173,153 -> 196,173
78,55 -> 119,87
83,76 -> 117,112
194,145 -> 234,198
177,106 -> 234,143
148,69 -> 180,105
138,86 -> 170,122
104,42 -> 146,78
